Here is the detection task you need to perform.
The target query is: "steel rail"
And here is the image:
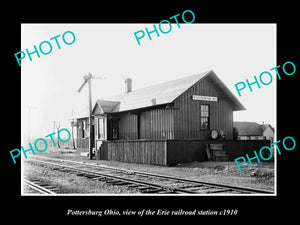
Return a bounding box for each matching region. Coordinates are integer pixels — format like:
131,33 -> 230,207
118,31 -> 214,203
30,155 -> 274,194
23,179 -> 56,194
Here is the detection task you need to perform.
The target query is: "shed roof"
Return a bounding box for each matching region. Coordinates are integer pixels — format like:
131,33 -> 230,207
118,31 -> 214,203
93,70 -> 245,114
233,122 -> 264,136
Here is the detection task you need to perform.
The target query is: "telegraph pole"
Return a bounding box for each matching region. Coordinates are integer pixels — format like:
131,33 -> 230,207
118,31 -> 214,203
70,107 -> 76,150
25,105 -> 37,143
88,75 -> 93,159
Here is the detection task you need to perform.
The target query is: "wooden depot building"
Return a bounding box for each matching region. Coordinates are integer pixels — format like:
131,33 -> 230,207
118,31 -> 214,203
76,70 -> 269,165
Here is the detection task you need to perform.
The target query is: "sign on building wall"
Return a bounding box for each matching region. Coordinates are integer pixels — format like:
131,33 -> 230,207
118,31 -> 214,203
192,95 -> 218,102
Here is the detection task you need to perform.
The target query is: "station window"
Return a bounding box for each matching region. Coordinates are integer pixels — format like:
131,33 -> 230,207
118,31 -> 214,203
97,118 -> 105,139
200,105 -> 209,130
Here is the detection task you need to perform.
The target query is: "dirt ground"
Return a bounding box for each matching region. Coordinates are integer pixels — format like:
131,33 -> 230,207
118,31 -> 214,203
22,147 -> 275,194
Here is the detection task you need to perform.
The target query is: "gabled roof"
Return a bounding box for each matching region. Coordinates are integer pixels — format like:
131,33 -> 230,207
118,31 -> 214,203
92,100 -> 120,115
94,70 -> 245,113
204,71 -> 245,111
233,122 -> 264,136
261,124 -> 275,133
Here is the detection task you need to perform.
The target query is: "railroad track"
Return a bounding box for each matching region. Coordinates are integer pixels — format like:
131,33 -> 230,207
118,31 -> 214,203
25,156 -> 273,195
23,178 -> 56,194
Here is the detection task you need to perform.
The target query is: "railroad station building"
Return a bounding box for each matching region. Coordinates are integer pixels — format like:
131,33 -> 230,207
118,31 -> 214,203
76,70 -> 269,165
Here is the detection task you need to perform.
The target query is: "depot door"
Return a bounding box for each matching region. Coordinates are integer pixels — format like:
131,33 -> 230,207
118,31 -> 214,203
108,118 -> 119,140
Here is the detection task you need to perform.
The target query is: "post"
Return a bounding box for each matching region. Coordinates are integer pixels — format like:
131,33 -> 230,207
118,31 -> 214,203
78,73 -> 106,159
25,105 -> 37,143
88,77 -> 93,159
71,120 -> 76,149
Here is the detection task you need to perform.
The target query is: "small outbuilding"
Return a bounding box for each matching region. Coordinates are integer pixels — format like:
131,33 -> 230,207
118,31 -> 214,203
233,121 -> 274,142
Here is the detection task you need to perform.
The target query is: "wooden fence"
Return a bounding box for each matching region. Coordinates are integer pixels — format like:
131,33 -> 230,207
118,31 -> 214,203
98,140 -> 167,165
96,139 -> 271,166
166,140 -> 271,165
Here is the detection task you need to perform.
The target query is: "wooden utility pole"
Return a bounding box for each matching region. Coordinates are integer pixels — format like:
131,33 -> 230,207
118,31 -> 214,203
88,76 -> 93,159
77,73 -> 107,160
25,105 -> 37,143
70,108 -> 76,150
71,121 -> 76,149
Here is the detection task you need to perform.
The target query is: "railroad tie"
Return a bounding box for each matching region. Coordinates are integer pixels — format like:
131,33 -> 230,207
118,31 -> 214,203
204,188 -> 232,194
126,184 -> 143,188
105,180 -> 127,185
47,188 -> 61,192
82,174 -> 99,179
140,188 -> 162,194
176,184 -> 204,189
90,176 -> 105,180
136,186 -> 155,191
112,182 -> 133,186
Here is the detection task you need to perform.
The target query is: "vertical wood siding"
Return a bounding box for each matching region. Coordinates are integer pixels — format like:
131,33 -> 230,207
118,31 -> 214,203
173,76 -> 234,140
118,113 -> 138,140
117,108 -> 175,140
166,139 -> 271,165
97,140 -> 270,166
139,108 -> 174,140
98,140 -> 167,165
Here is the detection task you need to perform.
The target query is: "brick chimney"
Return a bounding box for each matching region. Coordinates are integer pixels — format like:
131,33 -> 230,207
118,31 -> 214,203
125,78 -> 132,93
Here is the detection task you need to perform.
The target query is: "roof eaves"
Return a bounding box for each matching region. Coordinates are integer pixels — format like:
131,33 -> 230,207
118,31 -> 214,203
171,70 -> 211,103
208,71 -> 246,111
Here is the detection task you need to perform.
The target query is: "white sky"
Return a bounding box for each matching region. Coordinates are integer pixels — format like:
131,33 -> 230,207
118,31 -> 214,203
21,23 -> 276,139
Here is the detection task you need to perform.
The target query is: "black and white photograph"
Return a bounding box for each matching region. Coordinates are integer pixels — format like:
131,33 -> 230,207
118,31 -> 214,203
4,5 -> 298,224
21,23 -> 276,196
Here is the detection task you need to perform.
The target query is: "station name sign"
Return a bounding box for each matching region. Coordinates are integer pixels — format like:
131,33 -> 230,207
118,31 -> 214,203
192,95 -> 218,102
